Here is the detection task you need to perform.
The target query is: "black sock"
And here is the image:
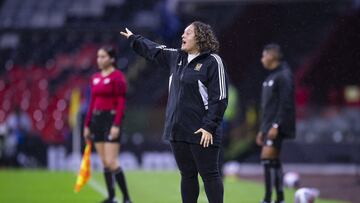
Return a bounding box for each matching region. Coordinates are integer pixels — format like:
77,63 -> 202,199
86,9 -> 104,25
261,159 -> 273,202
103,168 -> 115,200
114,167 -> 130,201
272,159 -> 284,202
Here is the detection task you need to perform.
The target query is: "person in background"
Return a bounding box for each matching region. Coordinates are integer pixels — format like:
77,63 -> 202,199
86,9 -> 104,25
83,46 -> 132,203
256,43 -> 295,203
6,106 -> 32,164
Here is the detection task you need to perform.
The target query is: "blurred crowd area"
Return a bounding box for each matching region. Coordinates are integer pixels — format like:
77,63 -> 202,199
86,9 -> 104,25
0,0 -> 359,168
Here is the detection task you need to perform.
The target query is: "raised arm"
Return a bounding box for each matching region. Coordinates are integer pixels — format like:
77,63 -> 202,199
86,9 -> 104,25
120,28 -> 179,69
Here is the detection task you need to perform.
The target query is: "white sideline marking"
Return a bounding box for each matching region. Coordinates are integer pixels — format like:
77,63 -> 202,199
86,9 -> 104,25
74,173 -> 121,202
89,177 -> 121,202
88,178 -> 107,197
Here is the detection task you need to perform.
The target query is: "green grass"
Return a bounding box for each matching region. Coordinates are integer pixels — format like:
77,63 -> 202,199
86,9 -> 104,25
0,169 -> 348,203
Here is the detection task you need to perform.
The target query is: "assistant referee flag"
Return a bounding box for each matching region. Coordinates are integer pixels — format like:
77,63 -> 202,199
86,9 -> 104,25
74,140 -> 92,192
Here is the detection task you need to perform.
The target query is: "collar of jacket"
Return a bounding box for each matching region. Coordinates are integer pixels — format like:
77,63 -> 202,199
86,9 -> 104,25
179,50 -> 213,63
269,61 -> 287,73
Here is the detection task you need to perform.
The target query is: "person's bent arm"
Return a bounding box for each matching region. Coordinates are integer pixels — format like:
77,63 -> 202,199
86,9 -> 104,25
201,56 -> 228,138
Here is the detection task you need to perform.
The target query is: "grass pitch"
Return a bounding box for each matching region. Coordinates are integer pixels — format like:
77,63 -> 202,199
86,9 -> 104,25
0,169 -> 348,203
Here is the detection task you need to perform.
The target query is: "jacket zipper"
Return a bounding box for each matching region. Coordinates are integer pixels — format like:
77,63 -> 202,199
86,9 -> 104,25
174,61 -> 187,123
173,53 -> 203,125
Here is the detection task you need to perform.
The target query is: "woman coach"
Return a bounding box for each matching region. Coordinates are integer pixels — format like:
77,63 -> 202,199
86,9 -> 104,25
120,21 -> 228,203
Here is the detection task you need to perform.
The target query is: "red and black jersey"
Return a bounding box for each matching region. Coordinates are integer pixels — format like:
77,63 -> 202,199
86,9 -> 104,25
85,69 -> 127,127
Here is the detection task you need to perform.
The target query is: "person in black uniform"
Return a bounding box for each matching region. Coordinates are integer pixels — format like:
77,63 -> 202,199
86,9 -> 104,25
120,21 -> 228,203
256,44 -> 295,203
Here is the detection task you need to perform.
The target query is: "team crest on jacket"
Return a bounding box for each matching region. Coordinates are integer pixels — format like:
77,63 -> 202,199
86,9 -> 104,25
93,78 -> 100,85
194,63 -> 202,71
104,78 -> 111,84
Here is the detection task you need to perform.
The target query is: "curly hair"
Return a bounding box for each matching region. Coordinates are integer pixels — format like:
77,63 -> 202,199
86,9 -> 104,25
192,21 -> 219,53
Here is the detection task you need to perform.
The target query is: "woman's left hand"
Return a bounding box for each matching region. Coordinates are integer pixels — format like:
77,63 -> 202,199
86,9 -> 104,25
109,126 -> 120,140
194,128 -> 213,148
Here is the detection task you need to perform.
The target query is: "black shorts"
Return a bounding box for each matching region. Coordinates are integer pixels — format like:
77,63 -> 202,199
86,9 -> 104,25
263,134 -> 283,150
89,110 -> 121,143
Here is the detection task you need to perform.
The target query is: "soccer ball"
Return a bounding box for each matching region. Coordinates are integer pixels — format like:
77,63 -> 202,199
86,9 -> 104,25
295,188 -> 320,203
284,172 -> 300,188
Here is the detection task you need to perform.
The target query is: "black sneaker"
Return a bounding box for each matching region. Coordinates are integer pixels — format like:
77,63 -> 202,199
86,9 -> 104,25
273,201 -> 284,203
123,200 -> 132,203
101,199 -> 118,203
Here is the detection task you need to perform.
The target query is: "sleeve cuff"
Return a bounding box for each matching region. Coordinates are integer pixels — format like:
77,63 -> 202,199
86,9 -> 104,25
129,34 -> 137,47
201,125 -> 216,135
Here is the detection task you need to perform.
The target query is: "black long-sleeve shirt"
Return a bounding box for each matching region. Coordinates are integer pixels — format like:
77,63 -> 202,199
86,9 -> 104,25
129,34 -> 228,146
260,62 -> 295,138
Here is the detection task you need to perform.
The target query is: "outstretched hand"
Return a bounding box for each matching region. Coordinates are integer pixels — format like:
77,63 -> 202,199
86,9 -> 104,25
120,28 -> 133,39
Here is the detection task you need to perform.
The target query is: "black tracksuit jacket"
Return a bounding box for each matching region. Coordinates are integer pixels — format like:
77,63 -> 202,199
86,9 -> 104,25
129,35 -> 228,146
260,62 -> 296,138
